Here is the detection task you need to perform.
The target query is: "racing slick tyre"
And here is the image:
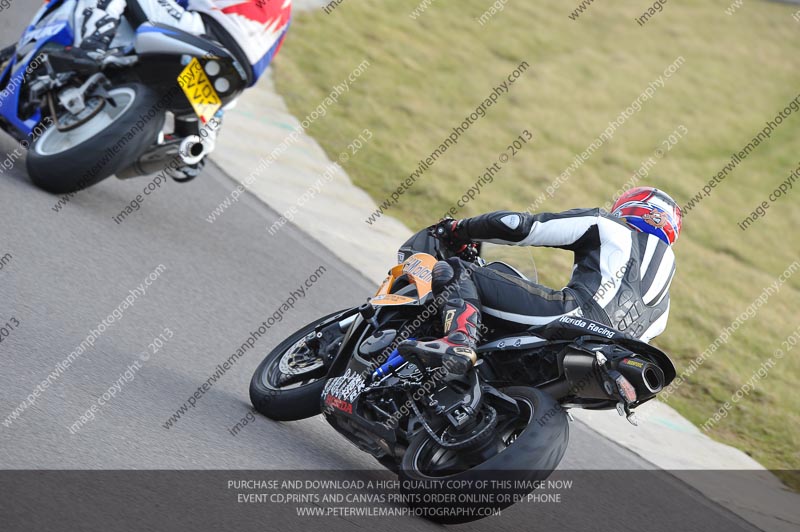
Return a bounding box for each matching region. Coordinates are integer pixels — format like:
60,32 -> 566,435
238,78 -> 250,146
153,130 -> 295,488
249,310 -> 348,421
399,386 -> 569,524
27,82 -> 165,194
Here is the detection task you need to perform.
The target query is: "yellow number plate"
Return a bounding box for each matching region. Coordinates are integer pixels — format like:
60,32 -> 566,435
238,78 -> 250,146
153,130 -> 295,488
177,58 -> 221,124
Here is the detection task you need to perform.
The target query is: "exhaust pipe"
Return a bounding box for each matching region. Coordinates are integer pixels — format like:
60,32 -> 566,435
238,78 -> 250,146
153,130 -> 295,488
115,136 -> 207,180
561,349 -> 610,400
617,358 -> 664,400
556,348 -> 665,403
178,135 -> 205,166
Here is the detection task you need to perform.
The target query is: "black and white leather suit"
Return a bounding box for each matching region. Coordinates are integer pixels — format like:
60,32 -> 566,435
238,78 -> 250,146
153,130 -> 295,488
442,209 -> 675,343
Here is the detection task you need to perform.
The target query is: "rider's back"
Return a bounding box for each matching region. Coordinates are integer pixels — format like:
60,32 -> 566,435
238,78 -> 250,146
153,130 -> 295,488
567,213 -> 674,342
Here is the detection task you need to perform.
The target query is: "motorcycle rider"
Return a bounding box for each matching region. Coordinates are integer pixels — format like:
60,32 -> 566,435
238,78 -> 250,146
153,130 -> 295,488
399,187 -> 682,376
75,0 -> 291,87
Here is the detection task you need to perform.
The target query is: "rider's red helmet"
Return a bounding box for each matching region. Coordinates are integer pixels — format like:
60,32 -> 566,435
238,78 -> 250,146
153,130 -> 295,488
611,187 -> 682,245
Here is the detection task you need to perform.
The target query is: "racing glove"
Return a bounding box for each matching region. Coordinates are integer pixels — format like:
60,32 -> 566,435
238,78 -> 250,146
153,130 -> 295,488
431,218 -> 478,260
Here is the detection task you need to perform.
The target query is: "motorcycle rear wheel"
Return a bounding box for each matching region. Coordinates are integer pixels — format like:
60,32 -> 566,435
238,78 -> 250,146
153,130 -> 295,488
27,82 -> 165,194
399,386 -> 569,524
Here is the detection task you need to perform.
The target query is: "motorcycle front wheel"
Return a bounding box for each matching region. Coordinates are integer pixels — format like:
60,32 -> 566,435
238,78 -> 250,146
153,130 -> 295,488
27,82 -> 165,194
249,310 -> 349,421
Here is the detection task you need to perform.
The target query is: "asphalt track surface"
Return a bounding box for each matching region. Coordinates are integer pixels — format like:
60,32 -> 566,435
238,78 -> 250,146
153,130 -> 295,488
0,4 -> 763,531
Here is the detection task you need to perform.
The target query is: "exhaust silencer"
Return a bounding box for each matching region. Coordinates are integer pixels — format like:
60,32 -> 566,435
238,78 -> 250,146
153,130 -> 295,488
178,135 -> 205,166
616,357 -> 664,401
115,136 -> 207,180
561,348 -> 665,403
562,349 -> 612,400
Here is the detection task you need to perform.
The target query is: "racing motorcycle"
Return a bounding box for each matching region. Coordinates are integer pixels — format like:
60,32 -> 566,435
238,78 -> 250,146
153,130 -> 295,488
0,0 -> 246,193
250,227 -> 676,523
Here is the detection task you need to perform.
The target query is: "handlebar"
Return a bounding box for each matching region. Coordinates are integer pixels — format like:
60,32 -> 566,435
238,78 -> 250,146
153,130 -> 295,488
427,224 -> 481,263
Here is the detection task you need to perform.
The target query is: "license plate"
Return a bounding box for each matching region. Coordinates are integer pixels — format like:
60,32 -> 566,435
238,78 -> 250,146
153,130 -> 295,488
177,58 -> 221,124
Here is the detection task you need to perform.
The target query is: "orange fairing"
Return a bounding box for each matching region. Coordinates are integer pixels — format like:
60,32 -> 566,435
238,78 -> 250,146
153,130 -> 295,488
371,253 -> 436,306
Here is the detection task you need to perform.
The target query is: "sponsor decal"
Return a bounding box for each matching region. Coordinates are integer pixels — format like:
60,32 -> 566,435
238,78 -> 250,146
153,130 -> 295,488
642,210 -> 668,228
558,316 -> 616,339
157,0 -> 184,20
402,256 -> 433,282
622,358 -> 644,368
371,294 -> 414,305
559,316 -> 588,328
322,368 -> 365,404
324,393 -> 353,414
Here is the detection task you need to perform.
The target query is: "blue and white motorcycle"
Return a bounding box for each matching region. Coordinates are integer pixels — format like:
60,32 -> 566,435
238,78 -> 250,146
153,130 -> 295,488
0,0 -> 246,193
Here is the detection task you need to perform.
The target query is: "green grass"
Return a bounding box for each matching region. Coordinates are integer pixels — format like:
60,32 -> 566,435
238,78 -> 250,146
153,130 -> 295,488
274,0 -> 800,487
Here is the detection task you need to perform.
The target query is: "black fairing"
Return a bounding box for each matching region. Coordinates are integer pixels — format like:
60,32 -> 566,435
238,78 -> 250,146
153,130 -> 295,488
321,318 -> 402,458
527,316 -> 676,385
528,316 -> 629,342
397,228 -> 442,263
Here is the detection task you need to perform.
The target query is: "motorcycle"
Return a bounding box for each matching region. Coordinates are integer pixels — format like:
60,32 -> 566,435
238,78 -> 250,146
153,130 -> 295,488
249,226 -> 676,523
0,0 -> 246,193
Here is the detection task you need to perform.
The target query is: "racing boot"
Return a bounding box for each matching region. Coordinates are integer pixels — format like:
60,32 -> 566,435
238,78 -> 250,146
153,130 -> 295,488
76,0 -> 126,57
399,298 -> 481,376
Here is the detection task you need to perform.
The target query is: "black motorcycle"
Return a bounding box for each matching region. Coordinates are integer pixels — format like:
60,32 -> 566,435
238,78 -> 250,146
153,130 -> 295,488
0,0 -> 247,193
250,226 -> 676,523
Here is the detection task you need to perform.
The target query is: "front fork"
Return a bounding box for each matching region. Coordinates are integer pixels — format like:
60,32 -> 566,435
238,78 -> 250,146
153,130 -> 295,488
306,307 -> 362,368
